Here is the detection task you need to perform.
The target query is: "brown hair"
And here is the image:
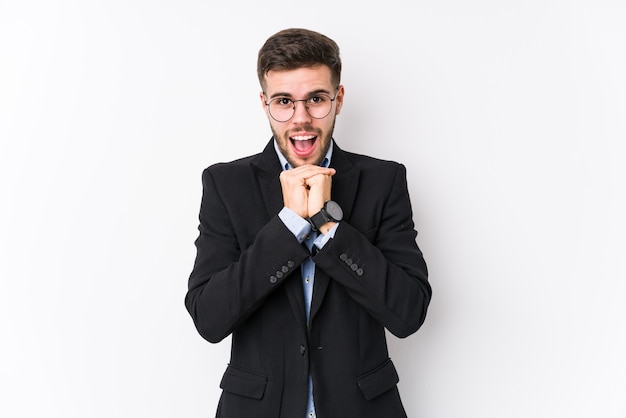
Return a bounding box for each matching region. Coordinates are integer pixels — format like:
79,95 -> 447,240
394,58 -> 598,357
257,28 -> 342,90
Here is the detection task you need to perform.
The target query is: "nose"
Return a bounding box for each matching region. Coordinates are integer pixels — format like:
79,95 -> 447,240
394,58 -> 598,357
291,100 -> 312,123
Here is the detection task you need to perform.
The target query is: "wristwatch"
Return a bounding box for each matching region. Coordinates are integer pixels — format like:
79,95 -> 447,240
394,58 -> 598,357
308,200 -> 343,231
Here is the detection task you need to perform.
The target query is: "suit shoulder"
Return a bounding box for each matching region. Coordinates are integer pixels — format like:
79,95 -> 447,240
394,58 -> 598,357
201,152 -> 260,178
342,150 -> 407,175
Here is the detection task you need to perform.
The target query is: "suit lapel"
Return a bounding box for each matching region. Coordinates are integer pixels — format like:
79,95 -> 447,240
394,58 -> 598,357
329,144 -> 359,222
251,139 -> 284,218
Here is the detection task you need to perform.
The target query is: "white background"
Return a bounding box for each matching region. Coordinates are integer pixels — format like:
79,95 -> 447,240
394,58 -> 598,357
1,1 -> 625,417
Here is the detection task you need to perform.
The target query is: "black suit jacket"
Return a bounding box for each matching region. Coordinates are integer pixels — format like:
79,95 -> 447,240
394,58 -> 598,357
185,139 -> 431,418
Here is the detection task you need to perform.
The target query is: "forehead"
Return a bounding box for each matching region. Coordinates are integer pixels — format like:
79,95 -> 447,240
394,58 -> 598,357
264,66 -> 334,97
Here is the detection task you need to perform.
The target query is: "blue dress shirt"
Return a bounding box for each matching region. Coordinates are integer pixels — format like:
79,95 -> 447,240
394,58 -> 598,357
274,140 -> 339,418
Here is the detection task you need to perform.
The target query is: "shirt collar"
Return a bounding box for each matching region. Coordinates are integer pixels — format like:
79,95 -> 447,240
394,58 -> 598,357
273,138 -> 333,170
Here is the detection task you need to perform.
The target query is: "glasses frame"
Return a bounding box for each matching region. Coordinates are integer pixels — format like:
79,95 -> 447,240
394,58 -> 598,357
263,88 -> 340,123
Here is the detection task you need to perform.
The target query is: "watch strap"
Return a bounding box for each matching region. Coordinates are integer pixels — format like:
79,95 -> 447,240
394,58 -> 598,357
308,210 -> 329,231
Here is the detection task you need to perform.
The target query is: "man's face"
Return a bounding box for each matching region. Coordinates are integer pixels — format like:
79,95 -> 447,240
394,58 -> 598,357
260,66 -> 344,167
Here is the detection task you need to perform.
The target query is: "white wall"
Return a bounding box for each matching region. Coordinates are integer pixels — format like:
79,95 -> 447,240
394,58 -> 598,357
1,1 -> 624,417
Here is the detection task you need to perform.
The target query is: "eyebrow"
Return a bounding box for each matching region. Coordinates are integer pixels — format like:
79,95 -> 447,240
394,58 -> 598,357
268,88 -> 332,100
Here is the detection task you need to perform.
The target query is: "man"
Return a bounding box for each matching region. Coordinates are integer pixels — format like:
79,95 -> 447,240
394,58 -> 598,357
185,28 -> 431,418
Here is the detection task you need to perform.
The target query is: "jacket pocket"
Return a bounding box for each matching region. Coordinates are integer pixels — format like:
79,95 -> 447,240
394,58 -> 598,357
357,358 -> 400,400
219,365 -> 267,400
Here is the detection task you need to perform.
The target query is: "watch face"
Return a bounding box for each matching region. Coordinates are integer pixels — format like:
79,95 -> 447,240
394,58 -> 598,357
325,200 -> 343,221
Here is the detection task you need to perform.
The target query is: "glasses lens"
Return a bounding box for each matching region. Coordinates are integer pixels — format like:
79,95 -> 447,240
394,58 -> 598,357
306,94 -> 332,119
268,98 -> 294,122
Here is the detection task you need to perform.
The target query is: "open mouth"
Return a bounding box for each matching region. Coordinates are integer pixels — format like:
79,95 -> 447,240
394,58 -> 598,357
290,134 -> 317,157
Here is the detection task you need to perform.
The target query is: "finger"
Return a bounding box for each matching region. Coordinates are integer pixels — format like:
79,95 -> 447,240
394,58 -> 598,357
305,172 -> 332,188
286,165 -> 336,179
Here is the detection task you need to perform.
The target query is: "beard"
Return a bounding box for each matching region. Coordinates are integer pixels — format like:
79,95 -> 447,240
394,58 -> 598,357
270,118 -> 336,168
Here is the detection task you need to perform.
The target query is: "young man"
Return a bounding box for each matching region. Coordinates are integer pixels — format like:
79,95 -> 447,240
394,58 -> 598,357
185,28 -> 431,418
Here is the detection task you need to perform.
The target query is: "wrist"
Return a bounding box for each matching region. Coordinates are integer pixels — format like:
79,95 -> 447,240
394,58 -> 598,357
318,221 -> 336,235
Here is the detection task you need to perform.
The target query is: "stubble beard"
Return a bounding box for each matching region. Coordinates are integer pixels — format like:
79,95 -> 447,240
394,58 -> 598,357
271,118 -> 335,168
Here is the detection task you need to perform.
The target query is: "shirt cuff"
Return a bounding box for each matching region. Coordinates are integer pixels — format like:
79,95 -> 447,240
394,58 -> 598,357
313,222 -> 339,249
278,207 -> 312,244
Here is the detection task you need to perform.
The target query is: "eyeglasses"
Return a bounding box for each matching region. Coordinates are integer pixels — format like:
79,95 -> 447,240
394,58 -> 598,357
264,89 -> 339,122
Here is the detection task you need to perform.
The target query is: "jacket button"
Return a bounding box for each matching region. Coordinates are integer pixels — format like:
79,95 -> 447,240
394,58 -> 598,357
350,263 -> 358,271
287,260 -> 295,268
345,258 -> 353,266
275,271 -> 283,279
340,253 -> 348,261
281,265 -> 289,273
270,276 -> 277,284
356,268 -> 364,276
300,345 -> 306,355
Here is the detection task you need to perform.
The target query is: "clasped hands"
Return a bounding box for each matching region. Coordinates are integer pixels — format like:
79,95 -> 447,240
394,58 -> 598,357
280,165 -> 336,232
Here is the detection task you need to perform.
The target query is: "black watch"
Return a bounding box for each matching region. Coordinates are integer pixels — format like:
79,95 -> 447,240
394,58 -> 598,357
308,200 -> 343,231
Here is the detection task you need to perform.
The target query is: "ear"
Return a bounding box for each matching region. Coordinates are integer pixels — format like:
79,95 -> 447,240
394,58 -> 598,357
259,91 -> 269,117
334,85 -> 345,116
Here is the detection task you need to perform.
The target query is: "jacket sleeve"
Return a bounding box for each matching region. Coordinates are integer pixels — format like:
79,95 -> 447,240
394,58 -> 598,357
312,163 -> 431,338
184,167 -> 310,343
